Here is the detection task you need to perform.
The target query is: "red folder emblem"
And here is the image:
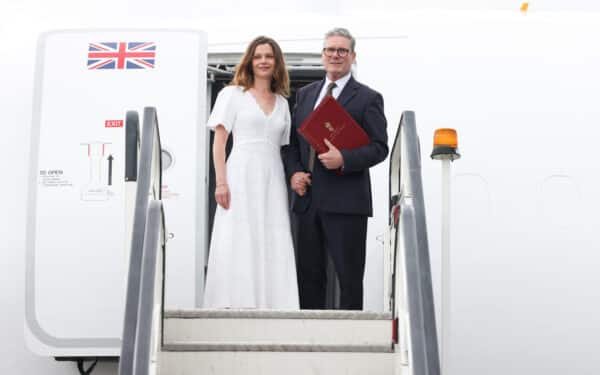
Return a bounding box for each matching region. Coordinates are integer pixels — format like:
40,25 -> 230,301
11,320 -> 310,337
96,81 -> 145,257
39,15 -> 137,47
298,96 -> 369,154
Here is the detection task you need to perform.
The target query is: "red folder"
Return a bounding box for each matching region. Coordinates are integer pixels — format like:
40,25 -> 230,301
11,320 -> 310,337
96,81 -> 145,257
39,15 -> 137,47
298,96 -> 369,154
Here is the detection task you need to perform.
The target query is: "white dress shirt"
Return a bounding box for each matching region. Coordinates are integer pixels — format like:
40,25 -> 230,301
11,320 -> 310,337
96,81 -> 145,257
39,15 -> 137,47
313,72 -> 352,109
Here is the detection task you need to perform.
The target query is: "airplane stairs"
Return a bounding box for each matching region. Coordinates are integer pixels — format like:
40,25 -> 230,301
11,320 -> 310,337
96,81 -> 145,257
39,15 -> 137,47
159,309 -> 397,374
118,108 -> 438,375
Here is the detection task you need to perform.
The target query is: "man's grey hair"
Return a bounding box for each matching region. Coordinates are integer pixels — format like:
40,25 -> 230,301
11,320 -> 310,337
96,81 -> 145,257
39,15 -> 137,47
324,27 -> 356,52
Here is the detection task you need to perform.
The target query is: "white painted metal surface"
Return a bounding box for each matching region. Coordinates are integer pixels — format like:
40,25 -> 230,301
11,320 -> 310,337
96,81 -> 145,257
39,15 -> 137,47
164,310 -> 392,347
25,29 -> 207,357
159,351 -> 400,375
440,159 -> 451,373
158,309 -> 402,374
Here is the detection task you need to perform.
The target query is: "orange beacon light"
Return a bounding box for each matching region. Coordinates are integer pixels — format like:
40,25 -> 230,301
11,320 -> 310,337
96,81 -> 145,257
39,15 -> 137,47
431,128 -> 460,161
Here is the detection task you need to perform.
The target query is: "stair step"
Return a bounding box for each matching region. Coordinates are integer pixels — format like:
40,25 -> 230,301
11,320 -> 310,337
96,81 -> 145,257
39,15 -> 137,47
158,351 -> 398,375
165,309 -> 392,320
164,309 -> 393,346
163,342 -> 393,353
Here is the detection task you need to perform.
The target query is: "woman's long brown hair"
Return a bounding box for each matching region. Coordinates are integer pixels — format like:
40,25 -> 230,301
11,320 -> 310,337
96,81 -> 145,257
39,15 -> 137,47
231,36 -> 290,97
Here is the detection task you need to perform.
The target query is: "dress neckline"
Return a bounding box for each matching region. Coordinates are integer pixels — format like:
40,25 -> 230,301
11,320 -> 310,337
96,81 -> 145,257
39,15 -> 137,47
247,90 -> 278,118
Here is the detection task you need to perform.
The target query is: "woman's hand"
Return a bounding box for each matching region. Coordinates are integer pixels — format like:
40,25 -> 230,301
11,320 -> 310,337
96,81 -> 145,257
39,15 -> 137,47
215,183 -> 231,209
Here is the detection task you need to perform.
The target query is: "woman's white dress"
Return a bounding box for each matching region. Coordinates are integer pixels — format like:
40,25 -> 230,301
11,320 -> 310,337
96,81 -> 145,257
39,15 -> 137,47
203,85 -> 299,309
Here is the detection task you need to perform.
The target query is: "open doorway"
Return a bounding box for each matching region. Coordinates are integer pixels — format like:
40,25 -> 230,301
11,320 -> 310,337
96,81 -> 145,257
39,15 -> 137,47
203,53 -> 341,309
205,52 -> 324,243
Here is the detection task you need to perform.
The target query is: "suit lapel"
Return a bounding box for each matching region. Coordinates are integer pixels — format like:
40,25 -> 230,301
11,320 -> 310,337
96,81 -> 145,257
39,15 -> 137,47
337,76 -> 359,107
307,79 -> 325,111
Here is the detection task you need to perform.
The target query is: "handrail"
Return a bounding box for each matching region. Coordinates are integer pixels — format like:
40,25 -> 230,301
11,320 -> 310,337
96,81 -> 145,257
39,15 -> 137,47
133,200 -> 165,375
119,107 -> 164,375
389,111 -> 440,375
125,111 -> 140,182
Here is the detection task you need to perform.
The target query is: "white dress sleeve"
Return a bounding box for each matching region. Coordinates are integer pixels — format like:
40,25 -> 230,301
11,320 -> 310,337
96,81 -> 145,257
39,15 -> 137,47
206,86 -> 238,132
280,96 -> 291,146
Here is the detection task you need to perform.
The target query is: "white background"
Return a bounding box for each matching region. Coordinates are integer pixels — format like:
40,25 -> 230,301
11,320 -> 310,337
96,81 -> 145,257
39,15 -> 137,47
3,1 -> 600,374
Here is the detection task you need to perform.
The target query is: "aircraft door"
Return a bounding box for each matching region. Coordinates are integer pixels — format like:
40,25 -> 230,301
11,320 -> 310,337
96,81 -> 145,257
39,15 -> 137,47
26,29 -> 208,356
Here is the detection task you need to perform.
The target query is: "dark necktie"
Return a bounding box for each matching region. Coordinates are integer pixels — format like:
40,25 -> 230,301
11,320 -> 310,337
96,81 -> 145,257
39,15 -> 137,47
308,82 -> 337,172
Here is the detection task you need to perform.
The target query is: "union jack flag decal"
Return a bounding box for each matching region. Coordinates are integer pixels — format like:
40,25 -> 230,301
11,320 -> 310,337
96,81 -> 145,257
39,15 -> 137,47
87,42 -> 156,70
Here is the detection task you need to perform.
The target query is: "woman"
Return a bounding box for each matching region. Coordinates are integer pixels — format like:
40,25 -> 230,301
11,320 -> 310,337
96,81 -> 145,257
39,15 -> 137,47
203,36 -> 299,309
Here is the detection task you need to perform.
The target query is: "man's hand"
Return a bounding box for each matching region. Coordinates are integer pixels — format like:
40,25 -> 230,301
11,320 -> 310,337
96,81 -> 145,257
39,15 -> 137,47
318,139 -> 344,170
291,171 -> 311,196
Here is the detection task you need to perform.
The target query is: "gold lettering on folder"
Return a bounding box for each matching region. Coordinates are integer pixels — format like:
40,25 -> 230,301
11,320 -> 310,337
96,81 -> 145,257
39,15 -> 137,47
324,122 -> 335,132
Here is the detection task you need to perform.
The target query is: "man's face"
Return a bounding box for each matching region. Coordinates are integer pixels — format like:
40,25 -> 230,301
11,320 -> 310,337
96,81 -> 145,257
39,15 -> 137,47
322,35 -> 355,81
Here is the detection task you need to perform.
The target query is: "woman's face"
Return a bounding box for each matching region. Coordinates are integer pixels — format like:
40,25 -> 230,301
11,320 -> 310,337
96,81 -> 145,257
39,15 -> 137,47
252,43 -> 276,80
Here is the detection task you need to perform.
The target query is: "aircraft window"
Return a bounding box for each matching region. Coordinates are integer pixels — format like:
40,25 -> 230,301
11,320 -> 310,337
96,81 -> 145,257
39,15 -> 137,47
161,149 -> 174,171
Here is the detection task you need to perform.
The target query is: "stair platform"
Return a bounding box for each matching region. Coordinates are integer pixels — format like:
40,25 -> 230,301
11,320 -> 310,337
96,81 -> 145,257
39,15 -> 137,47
159,309 -> 399,375
164,309 -> 393,347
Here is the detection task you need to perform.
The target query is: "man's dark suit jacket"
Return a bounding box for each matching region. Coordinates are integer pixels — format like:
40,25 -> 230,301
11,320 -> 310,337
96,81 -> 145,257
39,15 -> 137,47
284,76 -> 388,216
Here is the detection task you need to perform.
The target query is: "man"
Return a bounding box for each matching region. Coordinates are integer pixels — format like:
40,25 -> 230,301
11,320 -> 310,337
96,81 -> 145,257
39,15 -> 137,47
284,28 -> 388,310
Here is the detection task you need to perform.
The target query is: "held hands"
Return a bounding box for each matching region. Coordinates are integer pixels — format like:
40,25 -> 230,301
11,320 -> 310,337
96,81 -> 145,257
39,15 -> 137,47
215,183 -> 230,209
318,139 -> 344,170
291,139 -> 342,197
291,172 -> 311,196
